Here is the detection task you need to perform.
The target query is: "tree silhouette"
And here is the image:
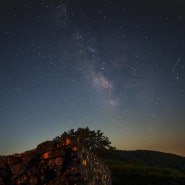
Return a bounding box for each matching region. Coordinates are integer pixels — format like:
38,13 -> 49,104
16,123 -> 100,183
54,127 -> 115,156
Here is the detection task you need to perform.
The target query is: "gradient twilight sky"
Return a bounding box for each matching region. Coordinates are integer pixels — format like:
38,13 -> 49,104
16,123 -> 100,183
0,0 -> 185,156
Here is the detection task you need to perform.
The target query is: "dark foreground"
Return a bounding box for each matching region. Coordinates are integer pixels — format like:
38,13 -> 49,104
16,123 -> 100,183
103,150 -> 185,185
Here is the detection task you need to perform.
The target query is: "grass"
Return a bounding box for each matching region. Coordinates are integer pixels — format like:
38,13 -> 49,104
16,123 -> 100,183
103,158 -> 185,185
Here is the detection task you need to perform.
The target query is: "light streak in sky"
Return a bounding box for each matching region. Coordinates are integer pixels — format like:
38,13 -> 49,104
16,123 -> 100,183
172,54 -> 183,72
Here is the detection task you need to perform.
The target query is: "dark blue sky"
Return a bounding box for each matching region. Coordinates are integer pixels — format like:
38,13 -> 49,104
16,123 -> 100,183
0,0 -> 185,156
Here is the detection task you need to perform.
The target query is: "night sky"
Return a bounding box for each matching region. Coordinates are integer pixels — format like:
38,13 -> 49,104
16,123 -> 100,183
0,0 -> 185,156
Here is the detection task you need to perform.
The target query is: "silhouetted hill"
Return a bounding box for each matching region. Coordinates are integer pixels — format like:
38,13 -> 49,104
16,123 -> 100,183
109,150 -> 185,171
103,149 -> 185,185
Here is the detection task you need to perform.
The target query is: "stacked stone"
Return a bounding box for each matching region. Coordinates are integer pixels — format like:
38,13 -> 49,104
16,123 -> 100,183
77,144 -> 112,185
0,138 -> 111,185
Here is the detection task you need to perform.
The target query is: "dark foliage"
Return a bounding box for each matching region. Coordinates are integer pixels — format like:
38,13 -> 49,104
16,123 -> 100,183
54,127 -> 115,156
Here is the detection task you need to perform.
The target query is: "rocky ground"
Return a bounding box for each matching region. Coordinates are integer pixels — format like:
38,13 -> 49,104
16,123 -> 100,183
0,138 -> 111,185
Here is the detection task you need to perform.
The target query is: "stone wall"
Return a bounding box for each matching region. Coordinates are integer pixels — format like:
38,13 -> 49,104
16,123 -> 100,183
0,138 -> 112,185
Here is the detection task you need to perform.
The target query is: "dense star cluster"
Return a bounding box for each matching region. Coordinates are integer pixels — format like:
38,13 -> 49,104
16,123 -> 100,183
0,0 -> 185,156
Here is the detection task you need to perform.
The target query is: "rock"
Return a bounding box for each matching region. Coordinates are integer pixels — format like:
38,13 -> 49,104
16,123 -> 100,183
16,174 -> 29,184
0,138 -> 112,185
10,162 -> 27,177
29,176 -> 38,185
48,157 -> 63,167
0,158 -> 7,168
0,168 -> 11,178
37,141 -> 55,154
22,150 -> 38,166
7,156 -> 22,166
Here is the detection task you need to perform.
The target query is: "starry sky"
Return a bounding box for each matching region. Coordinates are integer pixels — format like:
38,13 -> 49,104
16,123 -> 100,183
0,0 -> 185,156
